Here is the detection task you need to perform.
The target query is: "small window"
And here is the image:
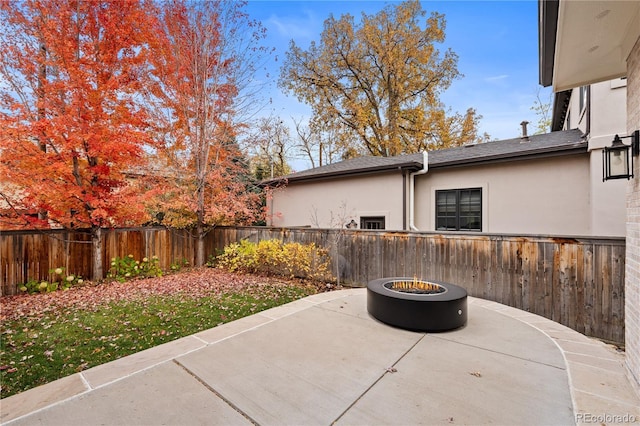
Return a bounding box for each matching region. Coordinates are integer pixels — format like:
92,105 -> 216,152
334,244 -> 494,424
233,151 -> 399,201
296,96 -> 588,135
579,86 -> 588,113
360,216 -> 385,230
436,188 -> 482,231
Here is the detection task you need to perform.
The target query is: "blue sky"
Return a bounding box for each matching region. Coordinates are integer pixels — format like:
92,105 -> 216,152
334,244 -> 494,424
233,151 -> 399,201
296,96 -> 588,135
245,0 -> 551,169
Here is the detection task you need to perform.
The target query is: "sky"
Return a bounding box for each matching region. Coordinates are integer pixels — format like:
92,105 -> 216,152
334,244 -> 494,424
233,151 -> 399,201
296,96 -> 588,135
244,0 -> 552,170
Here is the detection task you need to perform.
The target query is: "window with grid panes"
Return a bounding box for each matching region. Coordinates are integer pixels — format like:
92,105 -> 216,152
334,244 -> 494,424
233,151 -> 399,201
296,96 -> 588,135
436,188 -> 482,231
360,216 -> 385,230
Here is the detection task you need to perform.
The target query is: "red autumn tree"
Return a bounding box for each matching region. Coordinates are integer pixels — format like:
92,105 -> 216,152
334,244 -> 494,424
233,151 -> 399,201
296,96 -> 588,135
0,0 -> 157,279
148,0 -> 269,266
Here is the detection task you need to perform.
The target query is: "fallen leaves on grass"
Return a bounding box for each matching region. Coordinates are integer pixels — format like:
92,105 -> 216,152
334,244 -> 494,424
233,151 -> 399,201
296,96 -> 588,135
1,268 -> 333,398
0,268 -> 328,322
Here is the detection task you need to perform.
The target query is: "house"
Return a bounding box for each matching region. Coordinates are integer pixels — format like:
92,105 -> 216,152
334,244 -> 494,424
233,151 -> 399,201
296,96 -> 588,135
539,0 -> 640,395
552,78 -> 628,235
265,127 -> 624,237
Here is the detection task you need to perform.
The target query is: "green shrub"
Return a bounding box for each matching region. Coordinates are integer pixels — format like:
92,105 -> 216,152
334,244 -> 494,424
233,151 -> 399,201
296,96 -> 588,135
17,267 -> 84,294
216,239 -> 332,281
206,249 -> 224,267
107,255 -> 163,282
169,258 -> 190,272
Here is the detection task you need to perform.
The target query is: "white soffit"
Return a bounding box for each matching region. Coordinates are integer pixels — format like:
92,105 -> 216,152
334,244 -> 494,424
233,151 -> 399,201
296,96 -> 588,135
553,0 -> 640,92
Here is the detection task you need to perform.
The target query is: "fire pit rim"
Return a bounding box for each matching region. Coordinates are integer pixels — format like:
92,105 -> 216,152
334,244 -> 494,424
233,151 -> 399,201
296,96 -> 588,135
368,277 -> 466,302
382,278 -> 448,296
367,277 -> 468,332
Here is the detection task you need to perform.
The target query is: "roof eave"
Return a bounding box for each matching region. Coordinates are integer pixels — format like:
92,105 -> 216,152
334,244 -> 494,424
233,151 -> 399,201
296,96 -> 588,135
260,161 -> 422,186
551,90 -> 572,131
430,143 -> 587,170
539,0 -> 559,87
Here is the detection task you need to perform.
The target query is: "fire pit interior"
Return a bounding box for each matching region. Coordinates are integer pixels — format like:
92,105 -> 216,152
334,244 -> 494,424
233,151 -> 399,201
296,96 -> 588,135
367,277 -> 467,332
385,278 -> 446,294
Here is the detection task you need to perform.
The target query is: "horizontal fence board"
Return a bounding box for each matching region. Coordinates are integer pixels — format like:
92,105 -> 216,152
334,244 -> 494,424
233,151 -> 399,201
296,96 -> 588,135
0,226 -> 626,345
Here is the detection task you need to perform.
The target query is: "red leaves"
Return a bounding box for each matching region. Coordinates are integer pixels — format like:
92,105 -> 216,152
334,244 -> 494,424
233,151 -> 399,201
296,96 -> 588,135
145,1 -> 266,231
0,0 -> 156,230
0,0 -> 268,237
0,268 -> 320,323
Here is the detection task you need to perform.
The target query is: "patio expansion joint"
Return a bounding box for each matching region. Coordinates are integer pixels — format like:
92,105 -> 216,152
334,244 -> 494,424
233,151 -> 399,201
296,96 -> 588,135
172,358 -> 260,426
194,297 -> 327,346
493,307 -> 580,410
199,318 -> 277,346
330,334 -> 427,425
563,351 -> 625,366
78,371 -> 92,390
315,303 -> 369,321
192,334 -> 209,345
490,303 -> 640,420
1,290 -> 375,425
80,337 -> 209,392
573,387 -> 640,409
256,299 -> 316,320
1,339 -> 213,425
1,378 -> 93,426
430,333 -> 567,371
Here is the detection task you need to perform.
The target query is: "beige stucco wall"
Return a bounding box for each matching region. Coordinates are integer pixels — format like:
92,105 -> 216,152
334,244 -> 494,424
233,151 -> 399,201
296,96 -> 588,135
270,151 -> 625,237
590,79 -> 628,142
268,172 -> 405,229
589,151 -> 627,236
565,79 -> 627,138
560,80 -> 627,236
589,80 -> 628,237
412,154 -> 596,236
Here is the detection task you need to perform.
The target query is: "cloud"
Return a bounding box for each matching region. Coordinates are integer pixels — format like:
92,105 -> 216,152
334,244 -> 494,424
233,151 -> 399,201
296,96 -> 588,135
266,10 -> 320,41
484,74 -> 509,83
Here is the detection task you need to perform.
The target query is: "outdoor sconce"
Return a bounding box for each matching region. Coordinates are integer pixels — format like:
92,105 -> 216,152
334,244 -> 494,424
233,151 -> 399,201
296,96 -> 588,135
603,130 -> 639,181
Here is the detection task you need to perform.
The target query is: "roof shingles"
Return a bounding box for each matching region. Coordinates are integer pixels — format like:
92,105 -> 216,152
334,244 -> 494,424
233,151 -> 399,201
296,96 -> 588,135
266,129 -> 586,184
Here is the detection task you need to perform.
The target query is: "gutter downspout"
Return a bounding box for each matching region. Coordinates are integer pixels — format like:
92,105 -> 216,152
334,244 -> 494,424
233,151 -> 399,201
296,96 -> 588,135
402,169 -> 407,230
409,151 -> 428,231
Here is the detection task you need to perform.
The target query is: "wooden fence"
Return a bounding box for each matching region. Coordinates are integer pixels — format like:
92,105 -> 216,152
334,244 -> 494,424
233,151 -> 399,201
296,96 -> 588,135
0,226 -> 626,345
211,227 -> 626,345
0,227 -> 204,296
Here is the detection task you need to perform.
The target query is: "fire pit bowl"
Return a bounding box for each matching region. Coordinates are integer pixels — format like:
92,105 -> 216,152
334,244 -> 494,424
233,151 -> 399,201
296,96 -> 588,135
367,277 -> 467,332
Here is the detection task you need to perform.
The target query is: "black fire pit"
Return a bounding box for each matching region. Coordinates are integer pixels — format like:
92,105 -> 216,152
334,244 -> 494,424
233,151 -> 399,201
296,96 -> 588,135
367,277 -> 467,332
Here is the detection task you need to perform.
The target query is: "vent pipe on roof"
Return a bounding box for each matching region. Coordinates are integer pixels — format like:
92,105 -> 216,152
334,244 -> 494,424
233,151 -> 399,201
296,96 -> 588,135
520,121 -> 530,141
409,151 -> 428,231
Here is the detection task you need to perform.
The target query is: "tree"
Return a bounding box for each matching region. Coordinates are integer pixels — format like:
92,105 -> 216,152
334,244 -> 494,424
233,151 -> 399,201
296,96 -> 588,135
0,0 -> 157,280
531,87 -> 553,134
293,116 -> 350,168
248,116 -> 292,179
280,0 -> 488,157
148,0 -> 269,266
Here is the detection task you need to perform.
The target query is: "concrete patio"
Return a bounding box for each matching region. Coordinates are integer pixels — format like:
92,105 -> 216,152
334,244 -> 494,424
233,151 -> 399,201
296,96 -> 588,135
1,288 -> 639,425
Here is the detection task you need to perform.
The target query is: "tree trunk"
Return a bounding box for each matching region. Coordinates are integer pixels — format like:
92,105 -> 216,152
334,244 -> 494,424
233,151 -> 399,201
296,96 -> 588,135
91,225 -> 103,281
195,175 -> 206,267
196,221 -> 205,267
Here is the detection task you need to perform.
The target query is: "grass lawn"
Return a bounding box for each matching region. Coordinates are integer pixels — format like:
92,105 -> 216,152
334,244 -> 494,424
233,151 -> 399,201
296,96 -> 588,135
0,268 -> 329,399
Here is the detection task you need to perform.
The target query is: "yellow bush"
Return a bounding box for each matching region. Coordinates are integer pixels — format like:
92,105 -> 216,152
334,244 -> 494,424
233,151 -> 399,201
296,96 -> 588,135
216,239 -> 332,281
